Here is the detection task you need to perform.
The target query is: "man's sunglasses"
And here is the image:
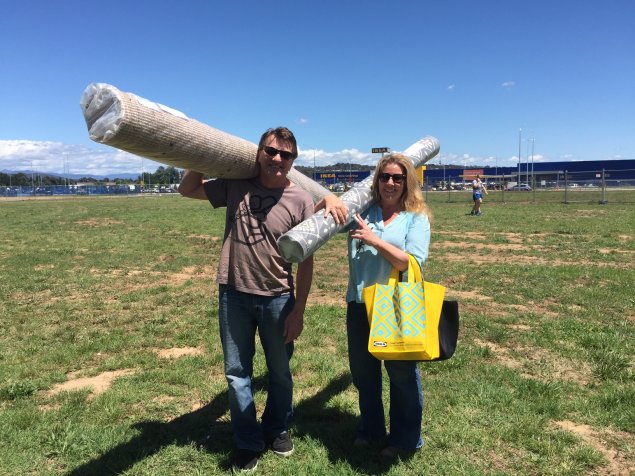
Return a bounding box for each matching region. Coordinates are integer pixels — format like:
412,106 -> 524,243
262,146 -> 294,161
378,172 -> 407,184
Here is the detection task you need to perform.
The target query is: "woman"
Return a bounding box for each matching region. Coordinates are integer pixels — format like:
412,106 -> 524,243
470,174 -> 488,216
340,153 -> 431,456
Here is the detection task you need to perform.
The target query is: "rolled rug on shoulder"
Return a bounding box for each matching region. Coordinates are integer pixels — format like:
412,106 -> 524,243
79,83 -> 331,201
277,136 -> 440,263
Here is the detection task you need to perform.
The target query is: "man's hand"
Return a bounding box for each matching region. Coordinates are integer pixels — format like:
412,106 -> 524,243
316,194 -> 348,225
283,307 -> 304,344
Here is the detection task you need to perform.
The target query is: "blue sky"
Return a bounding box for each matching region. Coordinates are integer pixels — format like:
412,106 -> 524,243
1,0 -> 633,177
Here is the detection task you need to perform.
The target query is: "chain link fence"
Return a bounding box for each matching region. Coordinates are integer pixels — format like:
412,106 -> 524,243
422,168 -> 635,205
0,184 -> 178,198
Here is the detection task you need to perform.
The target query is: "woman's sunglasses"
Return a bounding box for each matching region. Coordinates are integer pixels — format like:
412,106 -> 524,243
378,172 -> 406,184
262,146 -> 294,161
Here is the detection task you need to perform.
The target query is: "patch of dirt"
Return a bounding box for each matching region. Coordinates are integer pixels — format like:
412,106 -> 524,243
446,290 -> 492,301
435,241 -> 543,252
187,234 -> 220,241
509,324 -> 532,331
155,347 -> 204,359
435,231 -> 488,240
474,339 -> 593,385
574,209 -> 608,216
46,368 -> 136,399
74,218 -> 124,227
34,264 -> 55,271
442,252 -> 628,269
598,248 -> 635,255
553,420 -> 635,476
167,266 -> 213,286
307,288 -> 347,307
85,265 -> 216,294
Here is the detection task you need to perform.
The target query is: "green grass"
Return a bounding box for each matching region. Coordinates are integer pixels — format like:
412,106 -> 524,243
1,195 -> 633,475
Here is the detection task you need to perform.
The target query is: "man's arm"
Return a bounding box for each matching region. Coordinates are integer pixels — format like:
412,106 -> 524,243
283,255 -> 314,343
178,170 -> 209,200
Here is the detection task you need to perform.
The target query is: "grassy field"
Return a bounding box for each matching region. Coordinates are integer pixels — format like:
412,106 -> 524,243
0,195 -> 633,475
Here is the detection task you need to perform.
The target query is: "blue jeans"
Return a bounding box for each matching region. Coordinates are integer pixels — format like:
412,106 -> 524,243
347,301 -> 424,449
218,285 -> 295,452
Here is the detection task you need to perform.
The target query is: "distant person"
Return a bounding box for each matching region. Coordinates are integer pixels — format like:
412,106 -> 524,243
178,126 -> 345,472
470,174 -> 488,216
316,153 -> 431,458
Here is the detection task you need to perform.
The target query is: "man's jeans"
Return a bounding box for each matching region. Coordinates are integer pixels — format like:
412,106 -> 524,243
346,301 -> 424,449
218,285 -> 294,452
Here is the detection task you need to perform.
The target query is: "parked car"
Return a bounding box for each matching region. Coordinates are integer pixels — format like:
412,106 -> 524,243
507,184 -> 532,191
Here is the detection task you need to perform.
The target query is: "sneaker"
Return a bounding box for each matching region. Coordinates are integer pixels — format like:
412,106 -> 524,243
475,211 -> 483,216
232,449 -> 259,472
269,432 -> 294,457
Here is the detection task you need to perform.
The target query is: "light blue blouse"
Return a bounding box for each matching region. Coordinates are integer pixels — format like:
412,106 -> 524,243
346,204 -> 431,303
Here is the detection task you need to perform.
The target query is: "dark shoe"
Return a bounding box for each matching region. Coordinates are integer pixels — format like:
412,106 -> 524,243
232,449 -> 259,472
380,445 -> 416,459
269,432 -> 294,457
353,437 -> 370,447
380,445 -> 400,458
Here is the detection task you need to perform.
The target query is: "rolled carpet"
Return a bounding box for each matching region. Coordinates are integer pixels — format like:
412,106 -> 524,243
79,83 -> 331,201
277,136 -> 440,262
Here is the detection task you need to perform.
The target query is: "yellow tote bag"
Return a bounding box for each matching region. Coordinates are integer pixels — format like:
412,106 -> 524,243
362,255 -> 445,360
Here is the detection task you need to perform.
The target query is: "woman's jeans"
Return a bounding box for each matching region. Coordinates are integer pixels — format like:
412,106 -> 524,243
219,285 -> 295,452
347,301 -> 424,449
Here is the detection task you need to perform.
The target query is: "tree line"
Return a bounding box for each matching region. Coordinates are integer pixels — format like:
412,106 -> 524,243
0,166 -> 182,187
1,163 -> 459,187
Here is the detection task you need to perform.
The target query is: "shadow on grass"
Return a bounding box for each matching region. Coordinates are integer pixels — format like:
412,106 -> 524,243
67,374 -> 398,475
293,372 -> 401,475
66,376 -> 248,475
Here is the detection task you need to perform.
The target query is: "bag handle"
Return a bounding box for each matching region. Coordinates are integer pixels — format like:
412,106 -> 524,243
387,254 -> 422,285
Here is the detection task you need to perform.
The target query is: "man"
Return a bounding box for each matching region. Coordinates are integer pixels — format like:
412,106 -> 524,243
179,127 -> 329,472
470,174 -> 488,216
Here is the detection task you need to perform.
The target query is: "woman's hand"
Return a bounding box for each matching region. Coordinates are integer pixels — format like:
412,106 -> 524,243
350,213 -> 409,271
349,213 -> 378,247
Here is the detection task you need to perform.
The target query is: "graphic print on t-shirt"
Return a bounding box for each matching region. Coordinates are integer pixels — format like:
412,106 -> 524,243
232,194 -> 279,246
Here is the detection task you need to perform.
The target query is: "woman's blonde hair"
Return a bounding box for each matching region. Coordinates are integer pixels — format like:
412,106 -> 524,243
371,153 -> 430,217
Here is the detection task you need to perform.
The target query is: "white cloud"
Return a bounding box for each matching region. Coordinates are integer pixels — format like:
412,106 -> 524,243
0,139 -> 159,177
297,118 -> 309,124
296,148 -> 376,167
447,84 -> 456,91
501,81 -> 516,89
434,152 -> 528,168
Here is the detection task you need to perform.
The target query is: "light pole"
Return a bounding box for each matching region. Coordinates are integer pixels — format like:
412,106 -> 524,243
531,137 -> 535,187
525,138 -> 529,184
517,128 -> 522,186
442,156 -> 446,188
31,160 -> 35,193
495,156 -> 498,187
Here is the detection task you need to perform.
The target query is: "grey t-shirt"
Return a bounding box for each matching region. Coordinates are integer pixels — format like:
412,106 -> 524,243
204,178 -> 314,296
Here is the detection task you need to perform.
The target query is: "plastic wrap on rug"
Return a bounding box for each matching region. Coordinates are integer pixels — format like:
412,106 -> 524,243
277,136 -> 440,263
80,83 -> 330,201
